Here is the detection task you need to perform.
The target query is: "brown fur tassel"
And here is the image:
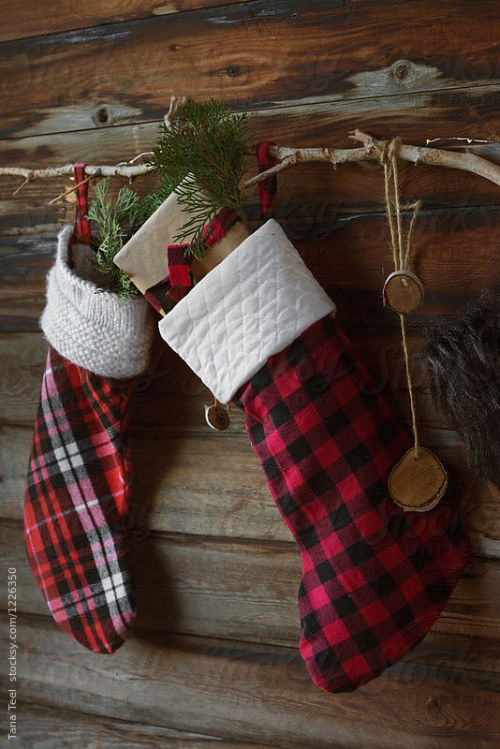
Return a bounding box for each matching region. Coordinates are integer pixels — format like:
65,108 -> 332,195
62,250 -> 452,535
421,287 -> 500,489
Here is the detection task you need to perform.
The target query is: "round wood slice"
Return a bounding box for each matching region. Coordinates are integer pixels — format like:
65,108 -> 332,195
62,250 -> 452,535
383,270 -> 424,314
205,402 -> 230,431
388,446 -> 448,512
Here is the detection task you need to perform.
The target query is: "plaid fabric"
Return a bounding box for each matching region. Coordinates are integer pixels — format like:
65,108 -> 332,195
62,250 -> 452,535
72,162 -> 91,245
145,244 -> 194,314
256,142 -> 277,219
234,314 -> 471,692
144,207 -> 240,314
24,347 -> 138,654
201,205 -> 240,245
168,244 -> 193,287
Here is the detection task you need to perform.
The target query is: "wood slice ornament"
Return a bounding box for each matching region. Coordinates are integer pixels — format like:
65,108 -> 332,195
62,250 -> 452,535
383,270 -> 424,314
388,447 -> 448,512
378,138 -> 448,512
205,399 -> 230,431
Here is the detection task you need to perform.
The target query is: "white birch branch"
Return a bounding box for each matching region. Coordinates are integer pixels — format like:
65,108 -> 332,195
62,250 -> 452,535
0,162 -> 154,180
1,130 -> 499,191
246,130 -> 500,188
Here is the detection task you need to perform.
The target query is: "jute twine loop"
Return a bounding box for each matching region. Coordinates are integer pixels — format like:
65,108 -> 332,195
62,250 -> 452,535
378,137 -> 421,458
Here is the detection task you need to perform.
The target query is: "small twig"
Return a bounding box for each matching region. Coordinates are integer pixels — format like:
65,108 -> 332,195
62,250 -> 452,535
425,136 -> 491,145
115,151 -> 154,168
12,172 -> 33,195
244,146 -> 370,186
48,174 -> 94,205
164,95 -> 187,130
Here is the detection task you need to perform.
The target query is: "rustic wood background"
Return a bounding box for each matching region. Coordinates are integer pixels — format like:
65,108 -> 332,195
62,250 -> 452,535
0,1 -> 499,746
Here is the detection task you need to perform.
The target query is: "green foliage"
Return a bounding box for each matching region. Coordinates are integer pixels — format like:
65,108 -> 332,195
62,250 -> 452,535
153,99 -> 250,258
87,178 -> 141,298
87,176 -> 179,297
87,99 -> 250,296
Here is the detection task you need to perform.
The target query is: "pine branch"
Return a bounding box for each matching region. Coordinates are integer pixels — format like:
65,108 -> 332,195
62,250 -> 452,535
87,175 -> 179,297
87,100 -> 250,293
87,179 -> 141,298
152,99 -> 250,258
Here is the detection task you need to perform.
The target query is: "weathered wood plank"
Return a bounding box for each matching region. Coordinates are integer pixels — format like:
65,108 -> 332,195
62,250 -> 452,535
0,0 -> 499,139
0,310 -> 460,430
1,201 -> 498,329
4,614 -> 499,748
1,96 -> 500,224
0,323 -> 484,431
16,702 -> 274,749
2,129 -> 500,227
0,327 -> 426,424
2,164 -> 500,242
3,519 -> 499,645
0,236 -> 52,329
0,0 -> 250,44
2,421 -> 498,556
1,94 -> 500,242
1,319 -> 498,559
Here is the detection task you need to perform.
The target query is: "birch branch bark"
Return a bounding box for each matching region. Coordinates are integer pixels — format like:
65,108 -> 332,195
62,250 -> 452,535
245,130 -> 500,188
1,130 -> 499,190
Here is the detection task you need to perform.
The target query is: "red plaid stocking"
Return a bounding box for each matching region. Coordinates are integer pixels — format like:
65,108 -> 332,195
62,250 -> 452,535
24,224 -> 155,653
158,219 -> 471,691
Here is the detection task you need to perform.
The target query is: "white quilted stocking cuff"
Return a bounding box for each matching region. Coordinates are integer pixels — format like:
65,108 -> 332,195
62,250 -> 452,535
41,225 -> 155,379
158,219 -> 335,402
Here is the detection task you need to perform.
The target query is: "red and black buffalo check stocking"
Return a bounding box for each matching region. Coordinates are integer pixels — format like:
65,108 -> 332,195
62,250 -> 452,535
24,222 -> 154,654
158,218 -> 471,692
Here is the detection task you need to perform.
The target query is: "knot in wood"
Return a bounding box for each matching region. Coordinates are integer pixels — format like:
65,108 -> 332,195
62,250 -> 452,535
393,60 -> 413,81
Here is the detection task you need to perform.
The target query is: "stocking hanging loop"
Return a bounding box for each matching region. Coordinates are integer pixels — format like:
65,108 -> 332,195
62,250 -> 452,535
256,141 -> 278,220
72,162 -> 91,245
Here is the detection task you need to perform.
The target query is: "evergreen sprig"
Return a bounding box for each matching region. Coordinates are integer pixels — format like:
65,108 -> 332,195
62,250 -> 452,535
87,178 -> 141,298
153,99 -> 250,258
87,175 -> 181,297
87,99 -> 250,295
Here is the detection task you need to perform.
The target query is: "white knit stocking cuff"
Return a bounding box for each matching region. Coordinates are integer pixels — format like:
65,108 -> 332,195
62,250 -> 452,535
41,225 -> 155,379
158,219 -> 335,403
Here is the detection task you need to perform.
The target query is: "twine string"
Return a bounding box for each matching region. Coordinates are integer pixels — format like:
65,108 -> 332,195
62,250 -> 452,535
379,138 -> 421,458
381,142 -> 399,272
388,138 -> 405,269
399,312 -> 419,456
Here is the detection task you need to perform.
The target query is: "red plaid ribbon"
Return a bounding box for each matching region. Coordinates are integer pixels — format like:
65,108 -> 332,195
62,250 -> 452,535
144,244 -> 194,314
256,141 -> 277,219
202,206 -> 240,245
144,206 -> 240,314
72,163 -> 91,245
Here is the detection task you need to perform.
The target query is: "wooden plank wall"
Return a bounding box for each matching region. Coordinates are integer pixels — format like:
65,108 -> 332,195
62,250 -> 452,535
0,1 -> 499,746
